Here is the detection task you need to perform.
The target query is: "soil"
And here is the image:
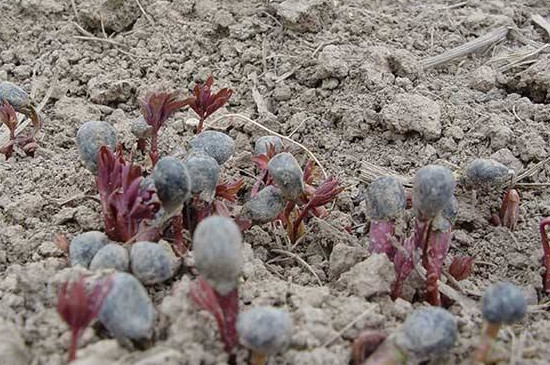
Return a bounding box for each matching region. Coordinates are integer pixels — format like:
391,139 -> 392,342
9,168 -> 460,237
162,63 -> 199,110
1,0 -> 550,364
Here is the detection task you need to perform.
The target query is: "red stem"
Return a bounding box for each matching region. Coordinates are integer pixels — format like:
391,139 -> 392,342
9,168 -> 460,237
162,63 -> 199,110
68,328 -> 79,362
137,138 -> 147,154
197,117 -> 205,134
216,289 -> 239,352
171,214 -> 186,256
540,217 -> 550,292
149,129 -> 159,166
369,220 -> 396,259
251,170 -> 267,197
391,235 -> 414,300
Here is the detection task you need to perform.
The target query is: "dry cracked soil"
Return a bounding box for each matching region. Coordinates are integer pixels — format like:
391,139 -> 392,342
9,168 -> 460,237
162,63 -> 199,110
1,0 -> 550,364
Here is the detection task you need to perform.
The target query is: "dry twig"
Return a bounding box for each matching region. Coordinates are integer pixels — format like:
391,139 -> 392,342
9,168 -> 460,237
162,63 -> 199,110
271,249 -> 323,287
422,27 -> 509,69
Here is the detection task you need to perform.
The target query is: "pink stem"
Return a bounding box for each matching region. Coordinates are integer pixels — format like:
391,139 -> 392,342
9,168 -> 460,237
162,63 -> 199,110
391,236 -> 414,300
251,170 -> 267,197
171,214 -> 186,256
423,220 -> 451,306
369,220 -> 396,259
197,117 -> 205,134
68,328 -> 79,363
500,189 -> 520,231
149,130 -> 159,166
216,289 -> 239,352
540,217 -> 550,292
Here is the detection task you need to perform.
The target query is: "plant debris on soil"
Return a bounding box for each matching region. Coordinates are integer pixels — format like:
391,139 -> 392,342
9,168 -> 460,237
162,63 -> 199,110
1,0 -> 550,364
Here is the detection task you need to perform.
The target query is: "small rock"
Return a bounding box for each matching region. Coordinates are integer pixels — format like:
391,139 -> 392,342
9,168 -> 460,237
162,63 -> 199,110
99,272 -> 155,340
127,347 -> 185,365
316,45 -> 349,79
272,0 -> 334,33
470,65 -> 497,92
490,148 -> 523,172
517,132 -> 547,162
130,116 -> 152,139
130,241 -> 177,285
380,94 -> 441,140
0,320 -> 30,365
513,56 -> 550,103
391,298 -> 413,320
522,285 -> 538,306
53,207 -> 77,225
70,231 -> 109,268
329,243 -> 365,279
273,85 -> 292,101
445,126 -> 464,141
388,49 -> 422,81
79,0 -> 140,33
337,254 -> 395,298
88,76 -> 134,105
90,244 -> 129,272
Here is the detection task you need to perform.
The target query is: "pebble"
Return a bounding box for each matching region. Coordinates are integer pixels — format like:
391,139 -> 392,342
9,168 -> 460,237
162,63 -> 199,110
89,244 -> 129,272
380,93 -> 441,140
469,65 -> 497,92
98,272 -> 155,340
272,0 -> 335,33
70,231 -> 109,268
337,254 -> 395,298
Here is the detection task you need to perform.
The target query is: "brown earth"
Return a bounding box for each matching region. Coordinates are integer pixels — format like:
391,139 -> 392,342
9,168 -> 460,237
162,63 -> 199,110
1,0 -> 550,364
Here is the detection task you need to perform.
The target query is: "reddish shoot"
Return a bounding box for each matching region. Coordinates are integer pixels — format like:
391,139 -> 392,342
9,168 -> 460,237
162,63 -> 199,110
96,145 -> 161,242
139,92 -> 187,165
57,276 -> 112,363
183,76 -> 232,133
448,255 -> 474,281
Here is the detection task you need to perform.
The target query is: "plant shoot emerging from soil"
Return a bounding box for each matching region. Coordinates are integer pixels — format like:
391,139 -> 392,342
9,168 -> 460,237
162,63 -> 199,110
97,145 -> 161,242
0,100 -> 39,158
472,282 -> 526,364
448,255 -> 474,281
361,307 -> 457,365
184,76 -> 232,133
138,91 -> 187,165
190,216 -> 243,353
57,276 -> 112,363
237,307 -> 293,365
